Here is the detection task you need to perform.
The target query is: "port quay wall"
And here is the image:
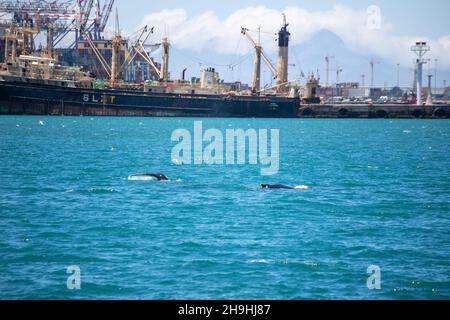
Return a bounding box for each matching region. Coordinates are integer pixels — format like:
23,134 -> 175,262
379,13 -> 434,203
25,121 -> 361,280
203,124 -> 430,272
299,104 -> 450,119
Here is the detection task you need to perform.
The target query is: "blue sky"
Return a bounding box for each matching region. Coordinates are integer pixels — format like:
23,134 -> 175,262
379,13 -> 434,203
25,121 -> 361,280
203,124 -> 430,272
116,0 -> 450,39
110,0 -> 450,86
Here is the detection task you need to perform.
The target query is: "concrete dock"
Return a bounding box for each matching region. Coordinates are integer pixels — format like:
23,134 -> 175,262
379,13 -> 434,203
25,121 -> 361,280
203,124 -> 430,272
299,104 -> 450,118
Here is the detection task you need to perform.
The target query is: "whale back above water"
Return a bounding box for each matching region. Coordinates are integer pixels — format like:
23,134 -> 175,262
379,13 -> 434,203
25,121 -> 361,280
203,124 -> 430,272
128,173 -> 169,181
261,184 -> 309,190
261,184 -> 295,190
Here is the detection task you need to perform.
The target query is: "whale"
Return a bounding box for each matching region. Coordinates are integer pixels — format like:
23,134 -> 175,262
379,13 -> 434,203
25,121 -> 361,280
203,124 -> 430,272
261,184 -> 295,190
262,184 -> 309,190
128,173 -> 169,181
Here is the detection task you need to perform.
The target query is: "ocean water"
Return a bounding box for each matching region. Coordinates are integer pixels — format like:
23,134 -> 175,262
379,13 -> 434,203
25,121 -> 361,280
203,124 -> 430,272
0,116 -> 449,300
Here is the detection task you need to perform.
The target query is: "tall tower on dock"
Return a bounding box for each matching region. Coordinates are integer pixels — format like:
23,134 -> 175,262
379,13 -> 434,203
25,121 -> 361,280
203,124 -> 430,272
276,14 -> 290,93
411,42 -> 430,105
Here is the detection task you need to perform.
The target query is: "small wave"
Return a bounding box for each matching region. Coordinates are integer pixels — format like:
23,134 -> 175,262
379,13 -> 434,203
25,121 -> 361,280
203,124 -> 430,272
248,259 -> 273,264
303,260 -> 320,268
403,130 -> 412,134
38,121 -> 45,126
87,188 -> 117,194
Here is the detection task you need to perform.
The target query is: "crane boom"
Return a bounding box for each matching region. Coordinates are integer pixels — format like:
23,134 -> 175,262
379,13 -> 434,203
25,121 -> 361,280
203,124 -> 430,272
241,27 -> 277,77
119,26 -> 160,77
80,28 -> 111,77
135,44 -> 162,78
0,0 -> 77,16
80,0 -> 94,30
99,0 -> 114,31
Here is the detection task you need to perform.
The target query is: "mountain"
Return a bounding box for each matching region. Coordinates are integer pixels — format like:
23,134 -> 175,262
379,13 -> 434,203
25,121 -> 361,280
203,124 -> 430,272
165,29 -> 450,89
291,29 -> 394,87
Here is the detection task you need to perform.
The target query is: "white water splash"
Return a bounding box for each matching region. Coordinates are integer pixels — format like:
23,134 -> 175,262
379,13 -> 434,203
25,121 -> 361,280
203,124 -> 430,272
248,259 -> 273,264
128,174 -> 158,181
172,158 -> 182,165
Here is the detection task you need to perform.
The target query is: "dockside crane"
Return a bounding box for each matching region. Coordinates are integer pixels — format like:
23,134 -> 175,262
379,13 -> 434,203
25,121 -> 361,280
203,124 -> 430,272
78,5 -> 121,86
120,25 -> 162,80
80,27 -> 111,78
80,0 -> 94,32
0,0 -> 79,59
99,0 -> 114,34
241,27 -> 278,93
242,15 -> 291,94
336,65 -> 343,84
93,0 -> 101,39
74,0 -> 114,45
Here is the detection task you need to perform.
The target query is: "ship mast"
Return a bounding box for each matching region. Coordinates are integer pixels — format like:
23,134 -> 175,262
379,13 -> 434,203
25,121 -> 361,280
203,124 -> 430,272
241,27 -> 262,93
46,22 -> 55,59
241,27 -> 277,93
160,36 -> 170,82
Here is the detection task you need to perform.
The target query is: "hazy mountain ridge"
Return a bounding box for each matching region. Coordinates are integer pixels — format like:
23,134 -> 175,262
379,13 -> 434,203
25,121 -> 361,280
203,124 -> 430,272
165,29 -> 449,88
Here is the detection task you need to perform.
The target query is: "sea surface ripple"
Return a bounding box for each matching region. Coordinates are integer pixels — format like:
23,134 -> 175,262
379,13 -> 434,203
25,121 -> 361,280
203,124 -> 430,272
0,116 -> 449,300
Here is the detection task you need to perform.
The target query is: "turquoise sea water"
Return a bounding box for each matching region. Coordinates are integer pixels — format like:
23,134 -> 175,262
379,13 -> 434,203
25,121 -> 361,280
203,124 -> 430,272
0,116 -> 449,300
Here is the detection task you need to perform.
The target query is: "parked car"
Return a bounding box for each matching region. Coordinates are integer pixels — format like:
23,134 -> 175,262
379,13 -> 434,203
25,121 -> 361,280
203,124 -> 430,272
378,96 -> 389,103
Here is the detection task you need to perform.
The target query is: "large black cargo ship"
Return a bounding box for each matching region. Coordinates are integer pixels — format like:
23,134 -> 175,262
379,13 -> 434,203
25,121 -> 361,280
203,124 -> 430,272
0,80 -> 299,117
0,11 -> 300,118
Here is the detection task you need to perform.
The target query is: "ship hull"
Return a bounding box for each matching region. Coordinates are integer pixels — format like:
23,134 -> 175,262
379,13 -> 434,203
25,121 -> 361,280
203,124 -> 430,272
0,81 -> 299,118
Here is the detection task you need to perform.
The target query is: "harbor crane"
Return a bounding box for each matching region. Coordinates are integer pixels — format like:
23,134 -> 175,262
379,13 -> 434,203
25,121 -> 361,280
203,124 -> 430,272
79,6 -> 120,85
98,0 -> 114,36
241,27 -> 278,93
0,0 -> 79,59
121,26 -> 163,80
242,15 -> 291,94
336,65 -> 343,85
80,27 -> 111,77
75,0 -> 114,44
0,0 -> 115,56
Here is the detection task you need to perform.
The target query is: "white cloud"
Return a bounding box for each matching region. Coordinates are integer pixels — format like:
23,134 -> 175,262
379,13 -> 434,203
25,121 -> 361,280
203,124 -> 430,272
139,5 -> 450,68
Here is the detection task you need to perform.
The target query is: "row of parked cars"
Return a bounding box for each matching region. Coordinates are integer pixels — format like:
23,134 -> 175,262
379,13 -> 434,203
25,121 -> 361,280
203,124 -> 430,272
324,96 -> 415,104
